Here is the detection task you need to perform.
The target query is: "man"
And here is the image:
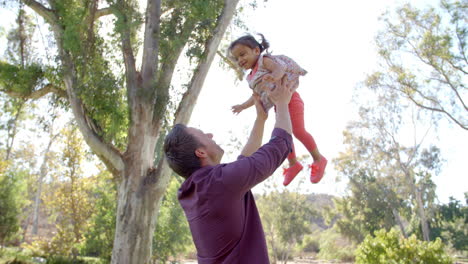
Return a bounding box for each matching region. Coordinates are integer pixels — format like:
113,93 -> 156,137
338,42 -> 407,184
163,77 -> 293,263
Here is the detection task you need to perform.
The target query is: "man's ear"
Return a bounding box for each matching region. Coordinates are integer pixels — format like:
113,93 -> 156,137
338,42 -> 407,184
195,148 -> 207,158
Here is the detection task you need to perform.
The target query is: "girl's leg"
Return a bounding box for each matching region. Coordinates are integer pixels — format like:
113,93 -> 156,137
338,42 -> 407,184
288,92 -> 327,183
287,142 -> 297,165
283,132 -> 303,186
288,93 -> 319,160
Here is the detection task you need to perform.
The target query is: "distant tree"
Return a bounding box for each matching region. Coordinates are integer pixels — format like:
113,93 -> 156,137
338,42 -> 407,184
335,43 -> 445,242
0,3 -> 36,161
81,166 -> 117,261
0,161 -> 28,246
332,172 -> 404,243
432,196 -> 468,251
31,113 -> 60,236
368,0 -> 467,130
42,124 -> 94,256
257,178 -> 315,264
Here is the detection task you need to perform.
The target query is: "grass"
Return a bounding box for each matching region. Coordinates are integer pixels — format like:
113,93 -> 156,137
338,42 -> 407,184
0,247 -> 106,264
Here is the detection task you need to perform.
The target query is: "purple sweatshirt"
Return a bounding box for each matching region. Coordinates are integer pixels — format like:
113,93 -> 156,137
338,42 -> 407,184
178,128 -> 292,263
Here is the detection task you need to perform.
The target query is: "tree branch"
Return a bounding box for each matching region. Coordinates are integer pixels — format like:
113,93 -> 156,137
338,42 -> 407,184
174,0 -> 240,125
66,82 -> 125,173
22,0 -> 56,24
2,83 -> 66,99
405,92 -> 468,130
151,17 -> 197,129
141,0 -> 161,93
96,7 -> 112,19
117,6 -> 138,118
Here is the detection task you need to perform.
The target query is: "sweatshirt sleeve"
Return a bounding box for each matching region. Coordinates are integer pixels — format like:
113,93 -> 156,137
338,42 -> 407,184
220,128 -> 292,196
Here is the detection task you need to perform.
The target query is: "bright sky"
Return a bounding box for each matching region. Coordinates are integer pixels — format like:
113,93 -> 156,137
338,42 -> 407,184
189,0 -> 468,203
0,0 -> 466,203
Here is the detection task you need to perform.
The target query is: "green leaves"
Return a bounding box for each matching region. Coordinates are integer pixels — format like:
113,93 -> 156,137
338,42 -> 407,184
355,228 -> 453,264
374,1 -> 467,129
152,176 -> 192,262
0,162 -> 29,245
0,61 -> 43,96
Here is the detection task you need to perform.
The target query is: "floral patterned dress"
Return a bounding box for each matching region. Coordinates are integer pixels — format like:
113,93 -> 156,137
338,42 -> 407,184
247,53 -> 307,111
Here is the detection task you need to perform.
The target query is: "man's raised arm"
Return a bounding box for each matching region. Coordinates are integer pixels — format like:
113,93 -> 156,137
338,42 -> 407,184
240,76 -> 293,156
241,94 -> 268,157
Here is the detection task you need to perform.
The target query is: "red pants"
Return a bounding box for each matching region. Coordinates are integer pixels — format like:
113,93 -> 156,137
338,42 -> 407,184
287,92 -> 317,160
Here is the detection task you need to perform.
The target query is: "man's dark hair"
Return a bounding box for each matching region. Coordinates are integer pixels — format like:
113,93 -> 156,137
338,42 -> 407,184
164,124 -> 202,178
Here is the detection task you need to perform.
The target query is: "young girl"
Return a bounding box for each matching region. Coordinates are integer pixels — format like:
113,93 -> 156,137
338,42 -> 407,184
229,34 -> 327,186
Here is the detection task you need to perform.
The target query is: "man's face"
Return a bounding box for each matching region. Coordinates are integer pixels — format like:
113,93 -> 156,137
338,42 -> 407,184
186,127 -> 224,164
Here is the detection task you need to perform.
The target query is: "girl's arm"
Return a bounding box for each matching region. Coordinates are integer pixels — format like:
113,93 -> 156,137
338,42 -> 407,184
262,56 -> 286,82
231,95 -> 255,114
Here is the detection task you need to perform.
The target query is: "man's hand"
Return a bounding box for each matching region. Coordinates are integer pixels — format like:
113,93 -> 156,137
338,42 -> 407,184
268,75 -> 293,135
267,75 -> 293,107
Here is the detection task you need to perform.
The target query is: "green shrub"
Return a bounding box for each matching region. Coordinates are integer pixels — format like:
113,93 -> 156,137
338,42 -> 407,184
316,229 -> 356,262
355,228 -> 453,264
80,172 -> 116,261
0,247 -> 33,264
0,167 -> 28,246
300,234 -> 320,253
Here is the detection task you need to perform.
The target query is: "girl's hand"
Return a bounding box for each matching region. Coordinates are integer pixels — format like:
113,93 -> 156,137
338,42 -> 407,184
231,104 -> 244,114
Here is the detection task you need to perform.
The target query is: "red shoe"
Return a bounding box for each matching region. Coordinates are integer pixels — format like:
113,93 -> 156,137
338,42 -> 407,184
310,156 -> 327,183
283,162 -> 303,186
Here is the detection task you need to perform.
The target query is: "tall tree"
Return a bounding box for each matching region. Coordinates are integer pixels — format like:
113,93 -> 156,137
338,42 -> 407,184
0,160 -> 28,246
0,0 -> 240,262
335,82 -> 442,241
257,177 -> 314,264
369,0 -> 467,130
42,124 -> 94,256
0,3 -> 36,161
32,114 -> 59,236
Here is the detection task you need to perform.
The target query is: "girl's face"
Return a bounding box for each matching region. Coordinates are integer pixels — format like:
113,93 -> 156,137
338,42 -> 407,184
231,44 -> 260,70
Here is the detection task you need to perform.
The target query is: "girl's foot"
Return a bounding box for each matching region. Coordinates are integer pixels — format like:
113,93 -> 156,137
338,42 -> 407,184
310,156 -> 327,183
283,162 -> 303,186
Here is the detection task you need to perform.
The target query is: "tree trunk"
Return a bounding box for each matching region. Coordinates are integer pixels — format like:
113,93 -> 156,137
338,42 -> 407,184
5,101 -> 25,161
32,133 -> 56,235
405,170 -> 430,241
111,116 -> 167,264
392,208 -> 407,238
415,187 -> 430,241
